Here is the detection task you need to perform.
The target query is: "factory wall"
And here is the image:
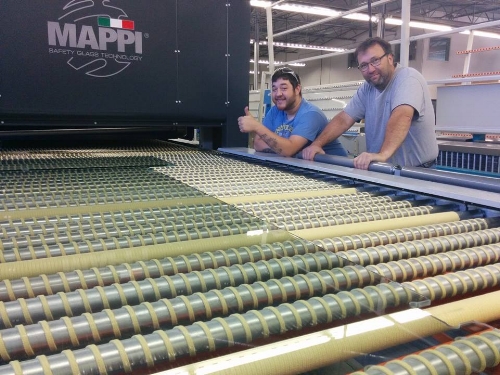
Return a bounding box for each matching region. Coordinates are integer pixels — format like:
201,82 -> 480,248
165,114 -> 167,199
251,29 -> 500,100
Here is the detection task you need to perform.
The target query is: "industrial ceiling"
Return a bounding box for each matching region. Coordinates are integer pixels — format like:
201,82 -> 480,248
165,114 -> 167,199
250,0 -> 500,59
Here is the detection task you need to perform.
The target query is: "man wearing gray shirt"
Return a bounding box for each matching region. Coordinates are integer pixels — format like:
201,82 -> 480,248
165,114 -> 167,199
302,37 -> 439,169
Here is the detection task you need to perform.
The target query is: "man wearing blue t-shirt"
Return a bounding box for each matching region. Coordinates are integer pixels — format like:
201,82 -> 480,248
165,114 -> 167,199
238,67 -> 347,157
302,37 -> 438,169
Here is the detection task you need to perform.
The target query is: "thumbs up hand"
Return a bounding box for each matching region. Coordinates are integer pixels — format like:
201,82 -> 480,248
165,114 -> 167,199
238,106 -> 260,133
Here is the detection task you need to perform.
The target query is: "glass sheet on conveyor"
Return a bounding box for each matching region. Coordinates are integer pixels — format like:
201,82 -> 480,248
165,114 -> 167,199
0,155 -> 173,170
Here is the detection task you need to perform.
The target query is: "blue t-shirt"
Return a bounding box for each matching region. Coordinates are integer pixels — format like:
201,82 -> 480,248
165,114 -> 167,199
263,99 -> 347,157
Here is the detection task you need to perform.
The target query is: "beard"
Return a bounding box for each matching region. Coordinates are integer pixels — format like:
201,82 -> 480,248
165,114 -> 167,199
274,96 -> 297,112
365,69 -> 391,91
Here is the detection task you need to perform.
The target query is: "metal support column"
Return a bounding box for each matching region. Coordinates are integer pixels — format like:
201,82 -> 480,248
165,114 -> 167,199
400,0 -> 411,67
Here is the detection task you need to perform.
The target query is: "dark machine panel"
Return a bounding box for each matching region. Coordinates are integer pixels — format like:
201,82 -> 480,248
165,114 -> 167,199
0,0 -> 250,148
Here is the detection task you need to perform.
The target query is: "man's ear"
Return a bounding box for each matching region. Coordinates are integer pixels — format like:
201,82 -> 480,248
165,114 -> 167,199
388,53 -> 395,65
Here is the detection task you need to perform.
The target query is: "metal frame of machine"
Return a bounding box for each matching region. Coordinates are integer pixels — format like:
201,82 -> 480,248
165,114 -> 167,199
219,147 -> 500,211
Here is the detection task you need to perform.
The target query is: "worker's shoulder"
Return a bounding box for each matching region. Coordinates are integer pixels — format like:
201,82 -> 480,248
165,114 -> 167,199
298,98 -> 322,113
395,66 -> 425,81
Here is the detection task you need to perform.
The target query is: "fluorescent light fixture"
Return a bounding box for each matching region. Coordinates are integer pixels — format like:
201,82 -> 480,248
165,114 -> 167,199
250,1 -> 339,17
344,13 -> 378,22
410,21 -> 452,31
385,18 -> 500,37
384,17 -> 403,26
273,41 -> 343,51
460,29 -> 500,39
250,59 -> 306,67
250,0 -> 271,6
251,2 -> 458,34
251,39 -> 345,52
275,4 -> 339,17
385,18 -> 452,31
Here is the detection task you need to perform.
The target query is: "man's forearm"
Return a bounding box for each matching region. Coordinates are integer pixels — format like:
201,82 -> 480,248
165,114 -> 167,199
257,131 -> 283,154
255,127 -> 307,157
253,135 -> 273,152
378,106 -> 413,160
312,127 -> 343,147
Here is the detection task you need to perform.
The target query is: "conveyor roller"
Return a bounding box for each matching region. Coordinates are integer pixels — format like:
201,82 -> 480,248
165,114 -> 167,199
0,143 -> 499,374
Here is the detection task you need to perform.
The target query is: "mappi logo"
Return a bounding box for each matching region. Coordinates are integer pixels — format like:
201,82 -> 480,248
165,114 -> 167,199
47,0 -> 145,78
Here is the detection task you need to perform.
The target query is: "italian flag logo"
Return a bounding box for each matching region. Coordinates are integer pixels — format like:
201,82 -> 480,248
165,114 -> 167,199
98,17 -> 134,30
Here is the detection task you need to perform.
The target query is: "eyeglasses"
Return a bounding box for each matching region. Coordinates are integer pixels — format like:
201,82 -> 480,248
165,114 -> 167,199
272,67 -> 300,84
357,53 -> 389,72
